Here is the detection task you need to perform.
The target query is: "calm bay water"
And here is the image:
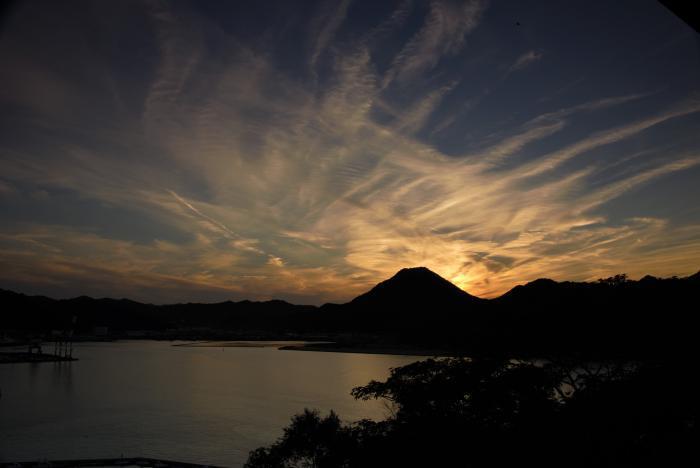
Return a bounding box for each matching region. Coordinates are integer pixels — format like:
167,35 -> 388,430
0,341 -> 420,467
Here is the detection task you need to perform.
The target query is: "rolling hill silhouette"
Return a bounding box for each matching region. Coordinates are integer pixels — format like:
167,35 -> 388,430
2,267 -> 699,356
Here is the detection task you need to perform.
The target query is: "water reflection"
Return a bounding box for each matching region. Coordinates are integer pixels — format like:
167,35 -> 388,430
50,361 -> 74,396
0,341 -> 419,466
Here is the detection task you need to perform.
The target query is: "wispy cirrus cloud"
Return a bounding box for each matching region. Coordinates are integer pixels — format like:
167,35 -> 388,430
516,98 -> 700,179
1,0 -> 699,304
309,0 -> 353,72
382,0 -> 486,86
507,49 -> 543,74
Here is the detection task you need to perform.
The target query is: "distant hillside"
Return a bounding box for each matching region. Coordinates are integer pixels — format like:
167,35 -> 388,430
2,268 -> 699,356
488,272 -> 700,355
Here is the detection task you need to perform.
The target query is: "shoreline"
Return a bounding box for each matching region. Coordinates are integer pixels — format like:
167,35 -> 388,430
172,340 -> 334,348
278,343 -> 463,357
170,340 -> 445,357
169,339 -> 460,357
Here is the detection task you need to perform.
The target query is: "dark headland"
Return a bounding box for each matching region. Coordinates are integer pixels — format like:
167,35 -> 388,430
2,267 -> 699,358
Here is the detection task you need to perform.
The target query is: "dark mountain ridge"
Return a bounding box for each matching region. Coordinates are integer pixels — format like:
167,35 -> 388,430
331,267 -> 485,338
350,267 -> 482,307
2,267 -> 699,356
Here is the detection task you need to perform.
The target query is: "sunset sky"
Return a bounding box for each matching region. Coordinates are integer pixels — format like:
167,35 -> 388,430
1,0 -> 699,304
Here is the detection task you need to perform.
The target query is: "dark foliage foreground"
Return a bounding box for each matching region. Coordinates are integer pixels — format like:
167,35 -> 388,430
245,357 -> 698,467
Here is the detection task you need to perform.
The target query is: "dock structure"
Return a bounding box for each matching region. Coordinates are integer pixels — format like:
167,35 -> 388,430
0,458 -> 226,468
51,314 -> 77,360
0,316 -> 79,364
51,335 -> 73,360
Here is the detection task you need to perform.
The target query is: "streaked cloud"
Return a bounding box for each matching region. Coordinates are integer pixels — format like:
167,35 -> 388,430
516,98 -> 700,179
1,0 -> 699,304
508,49 -> 543,74
309,0 -> 353,72
383,0 -> 486,86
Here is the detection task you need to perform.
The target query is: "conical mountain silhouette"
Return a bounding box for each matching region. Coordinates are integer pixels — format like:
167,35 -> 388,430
330,267 -> 484,338
349,267 -> 480,309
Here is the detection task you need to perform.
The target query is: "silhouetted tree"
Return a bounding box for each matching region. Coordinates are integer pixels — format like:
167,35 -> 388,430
245,357 -> 699,468
245,409 -> 362,468
597,273 -> 629,285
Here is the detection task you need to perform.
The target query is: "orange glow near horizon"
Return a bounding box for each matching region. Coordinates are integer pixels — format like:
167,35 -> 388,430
1,0 -> 699,305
